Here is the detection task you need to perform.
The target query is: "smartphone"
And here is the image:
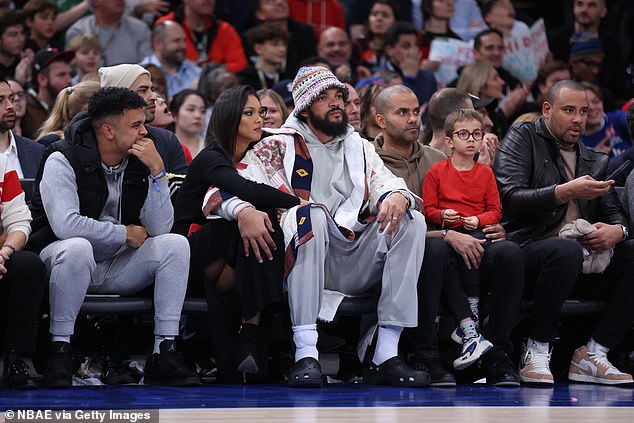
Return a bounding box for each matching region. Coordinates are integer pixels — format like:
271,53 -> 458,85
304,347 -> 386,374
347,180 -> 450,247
605,160 -> 631,181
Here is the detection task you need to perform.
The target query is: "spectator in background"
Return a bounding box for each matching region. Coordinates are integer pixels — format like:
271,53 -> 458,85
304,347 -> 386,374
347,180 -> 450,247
346,0 -> 412,40
0,10 -> 34,88
447,0 -> 486,41
471,29 -> 522,93
237,23 -> 290,91
356,0 -> 400,71
379,22 -> 436,105
169,89 -> 207,162
420,0 -> 460,72
140,21 -> 201,99
608,103 -> 634,186
7,80 -> 27,138
36,80 -> 100,147
257,88 -> 289,129
531,60 -> 571,108
23,0 -> 58,53
357,79 -> 386,141
0,77 -> 43,180
581,82 -> 632,159
198,63 -> 240,135
287,0 -> 345,38
22,48 -> 74,140
317,26 -> 368,84
157,0 -> 247,73
150,95 -> 175,130
144,63 -> 168,99
344,82 -> 361,131
251,0 -> 317,76
67,35 -> 103,85
568,33 -> 616,111
547,0 -> 628,102
65,0 -> 151,66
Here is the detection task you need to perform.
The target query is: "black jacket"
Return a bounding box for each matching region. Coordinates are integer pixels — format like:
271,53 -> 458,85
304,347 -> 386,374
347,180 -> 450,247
27,112 -> 149,252
494,116 -> 628,246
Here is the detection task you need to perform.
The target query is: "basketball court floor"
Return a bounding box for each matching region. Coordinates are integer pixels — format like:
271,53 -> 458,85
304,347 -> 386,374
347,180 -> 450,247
1,383 -> 633,423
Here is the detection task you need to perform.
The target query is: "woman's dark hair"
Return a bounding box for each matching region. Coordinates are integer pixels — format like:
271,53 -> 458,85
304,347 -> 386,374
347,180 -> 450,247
206,85 -> 257,158
364,0 -> 401,39
168,89 -> 207,117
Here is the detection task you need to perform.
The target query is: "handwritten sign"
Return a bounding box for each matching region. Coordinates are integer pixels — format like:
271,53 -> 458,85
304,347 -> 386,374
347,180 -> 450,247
428,38 -> 474,88
502,18 -> 549,84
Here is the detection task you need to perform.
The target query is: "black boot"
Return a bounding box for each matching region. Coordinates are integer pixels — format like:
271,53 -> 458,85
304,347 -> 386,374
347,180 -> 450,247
3,350 -> 37,389
235,323 -> 259,374
42,342 -> 73,389
409,356 -> 456,387
481,348 -> 520,387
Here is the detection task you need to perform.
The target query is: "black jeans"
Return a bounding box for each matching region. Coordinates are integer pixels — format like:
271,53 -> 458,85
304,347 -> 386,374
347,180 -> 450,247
0,250 -> 46,353
523,237 -> 634,349
406,236 -> 524,358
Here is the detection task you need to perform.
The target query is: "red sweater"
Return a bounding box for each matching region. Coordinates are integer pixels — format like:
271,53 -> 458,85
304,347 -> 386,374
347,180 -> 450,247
156,12 -> 247,73
422,158 -> 501,229
288,0 -> 345,38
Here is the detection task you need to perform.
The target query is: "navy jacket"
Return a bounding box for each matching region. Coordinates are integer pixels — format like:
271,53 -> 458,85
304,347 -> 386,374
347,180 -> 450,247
16,134 -> 44,179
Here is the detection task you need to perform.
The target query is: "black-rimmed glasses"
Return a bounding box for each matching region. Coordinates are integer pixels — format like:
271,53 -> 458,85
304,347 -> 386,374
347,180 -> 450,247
452,129 -> 484,141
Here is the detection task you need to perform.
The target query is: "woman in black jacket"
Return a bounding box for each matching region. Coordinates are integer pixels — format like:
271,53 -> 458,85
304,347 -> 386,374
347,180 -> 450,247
173,85 -> 300,383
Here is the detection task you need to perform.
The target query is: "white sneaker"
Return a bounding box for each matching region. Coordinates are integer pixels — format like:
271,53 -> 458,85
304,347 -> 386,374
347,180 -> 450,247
568,346 -> 634,385
453,335 -> 492,370
518,342 -> 554,384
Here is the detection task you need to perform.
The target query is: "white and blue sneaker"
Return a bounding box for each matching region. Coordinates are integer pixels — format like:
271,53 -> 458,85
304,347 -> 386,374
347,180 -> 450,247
453,335 -> 493,370
451,315 -> 479,344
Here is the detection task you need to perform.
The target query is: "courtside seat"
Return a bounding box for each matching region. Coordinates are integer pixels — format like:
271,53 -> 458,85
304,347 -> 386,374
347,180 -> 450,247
80,296 -> 153,315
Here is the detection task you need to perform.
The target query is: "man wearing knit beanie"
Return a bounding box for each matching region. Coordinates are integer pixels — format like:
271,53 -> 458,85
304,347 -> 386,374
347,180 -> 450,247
212,66 -> 429,388
98,63 -> 188,175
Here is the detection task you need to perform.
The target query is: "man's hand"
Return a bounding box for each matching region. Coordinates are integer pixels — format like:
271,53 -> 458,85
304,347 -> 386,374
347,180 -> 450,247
441,209 -> 460,225
444,230 -> 486,269
579,222 -> 624,250
399,47 -> 422,77
556,175 -> 613,202
134,0 -> 170,17
501,85 -> 529,118
461,216 -> 480,231
237,207 -> 277,263
129,138 -> 165,176
14,49 -> 34,87
482,223 -> 506,242
377,192 -> 409,236
126,224 -> 148,248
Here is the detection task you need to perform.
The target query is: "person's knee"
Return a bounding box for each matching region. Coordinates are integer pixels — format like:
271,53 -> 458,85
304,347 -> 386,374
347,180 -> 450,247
549,238 -> 583,267
154,233 -> 191,261
52,238 -> 95,267
405,210 -> 427,234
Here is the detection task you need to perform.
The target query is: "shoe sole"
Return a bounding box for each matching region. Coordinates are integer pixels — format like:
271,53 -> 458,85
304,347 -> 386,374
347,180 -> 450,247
450,329 -> 462,345
288,378 -> 323,388
490,380 -> 521,387
363,372 -> 431,387
519,374 -> 554,385
568,372 -> 634,385
431,381 -> 457,387
453,341 -> 493,370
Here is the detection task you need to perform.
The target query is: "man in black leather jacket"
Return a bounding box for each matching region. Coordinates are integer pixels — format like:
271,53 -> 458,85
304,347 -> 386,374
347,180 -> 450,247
494,80 -> 634,385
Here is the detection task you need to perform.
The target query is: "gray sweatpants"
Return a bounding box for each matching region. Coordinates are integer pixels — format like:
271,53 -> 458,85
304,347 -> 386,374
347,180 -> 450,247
287,208 -> 426,328
40,233 -> 190,337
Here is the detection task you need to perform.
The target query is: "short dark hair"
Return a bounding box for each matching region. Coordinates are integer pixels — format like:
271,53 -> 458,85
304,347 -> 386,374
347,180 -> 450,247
444,109 -> 484,137
88,87 -> 146,124
206,85 -> 257,157
427,88 -> 472,133
384,22 -> 418,48
169,89 -> 207,116
473,28 -> 504,52
245,22 -> 289,50
0,10 -> 24,37
546,79 -> 585,104
23,0 -> 58,19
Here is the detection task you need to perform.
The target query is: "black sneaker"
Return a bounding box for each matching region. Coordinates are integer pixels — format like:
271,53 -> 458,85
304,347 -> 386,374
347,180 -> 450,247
42,342 -> 73,389
410,356 -> 456,387
481,348 -> 520,387
144,340 -> 200,386
104,364 -> 141,385
2,350 -> 37,389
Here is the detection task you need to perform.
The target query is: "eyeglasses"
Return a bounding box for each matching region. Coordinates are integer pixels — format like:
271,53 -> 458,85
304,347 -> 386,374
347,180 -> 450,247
11,91 -> 26,100
452,129 -> 484,141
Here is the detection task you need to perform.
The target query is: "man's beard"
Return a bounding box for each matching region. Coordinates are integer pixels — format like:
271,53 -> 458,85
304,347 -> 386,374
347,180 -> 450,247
307,107 -> 349,138
163,50 -> 184,68
0,118 -> 13,133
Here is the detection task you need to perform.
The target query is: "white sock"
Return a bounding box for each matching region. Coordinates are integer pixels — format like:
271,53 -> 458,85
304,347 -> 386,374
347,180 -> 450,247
587,338 -> 609,355
372,325 -> 402,365
293,324 -> 318,362
153,335 -> 175,354
52,335 -> 71,344
527,338 -> 549,354
467,297 -> 479,320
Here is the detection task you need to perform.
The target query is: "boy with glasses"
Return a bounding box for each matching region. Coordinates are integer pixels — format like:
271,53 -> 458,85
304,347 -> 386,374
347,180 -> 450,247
422,109 -> 500,370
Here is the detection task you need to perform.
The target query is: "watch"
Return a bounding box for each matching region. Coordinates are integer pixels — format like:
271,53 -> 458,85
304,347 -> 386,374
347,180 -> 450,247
619,224 -> 629,241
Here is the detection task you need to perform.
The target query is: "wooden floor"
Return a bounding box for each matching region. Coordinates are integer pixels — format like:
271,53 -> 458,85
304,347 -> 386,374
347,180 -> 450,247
157,407 -> 634,423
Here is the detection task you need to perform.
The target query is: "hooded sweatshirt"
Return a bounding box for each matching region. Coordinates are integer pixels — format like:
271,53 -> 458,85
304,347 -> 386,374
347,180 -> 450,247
372,133 -> 446,198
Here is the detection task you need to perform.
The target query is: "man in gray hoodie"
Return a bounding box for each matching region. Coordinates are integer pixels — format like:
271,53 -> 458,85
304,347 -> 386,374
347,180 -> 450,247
34,88 -> 198,388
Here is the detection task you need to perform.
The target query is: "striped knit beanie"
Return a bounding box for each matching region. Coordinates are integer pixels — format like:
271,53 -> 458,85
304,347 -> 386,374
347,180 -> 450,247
291,66 -> 348,116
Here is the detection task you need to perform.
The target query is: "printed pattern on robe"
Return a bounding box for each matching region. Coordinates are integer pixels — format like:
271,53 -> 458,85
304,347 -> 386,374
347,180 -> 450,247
202,185 -> 237,218
290,135 -> 312,201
